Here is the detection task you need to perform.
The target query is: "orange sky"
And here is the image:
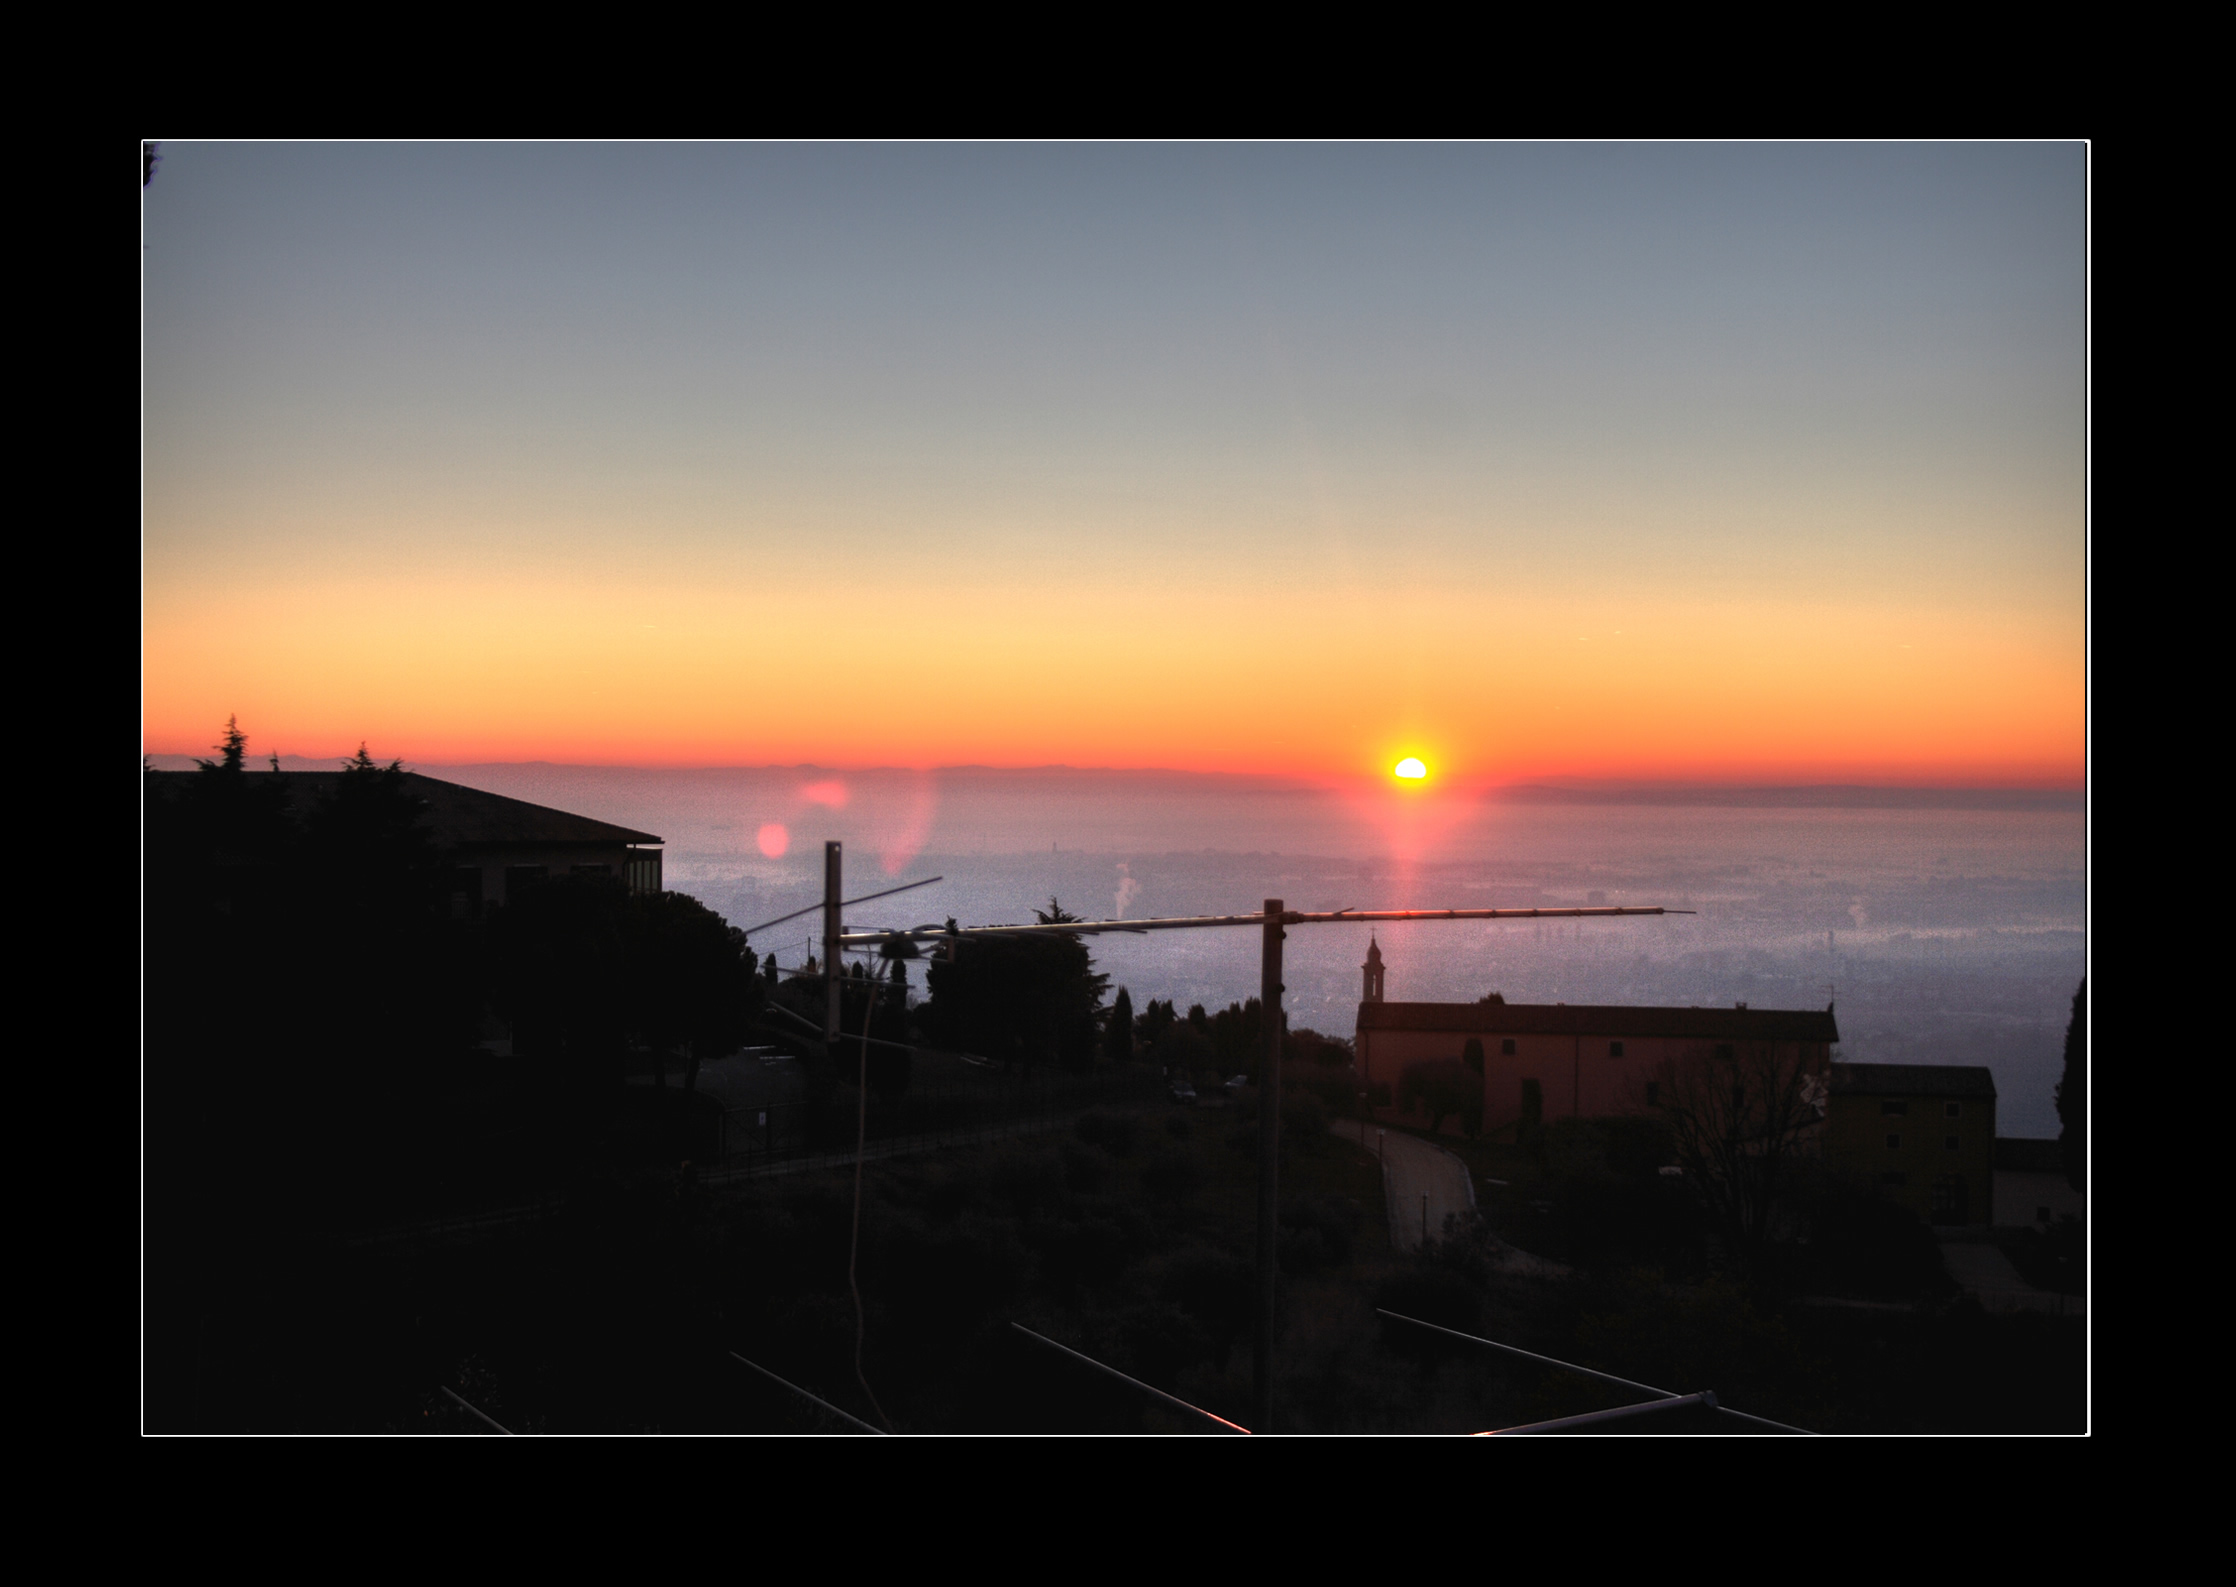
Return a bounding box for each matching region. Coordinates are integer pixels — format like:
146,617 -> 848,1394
142,145 -> 2086,787
143,571 -> 2083,785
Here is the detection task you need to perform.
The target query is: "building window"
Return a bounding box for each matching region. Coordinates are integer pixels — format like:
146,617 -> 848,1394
1881,1101 -> 1907,1116
572,863 -> 612,878
1945,1101 -> 1961,1118
1715,1044 -> 1735,1060
1944,1135 -> 1960,1151
1646,1081 -> 1660,1107
1609,1040 -> 1625,1057
1886,1133 -> 1902,1150
2036,1206 -> 2051,1224
1501,1039 -> 1517,1056
1881,1172 -> 1907,1186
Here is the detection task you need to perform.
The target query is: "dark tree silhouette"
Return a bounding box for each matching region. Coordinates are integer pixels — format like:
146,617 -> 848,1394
1105,986 -> 1135,1063
624,890 -> 763,1088
491,876 -> 761,1090
1135,997 -> 1177,1052
921,904 -> 1108,1070
1399,1057 -> 1476,1134
198,714 -> 248,773
1652,1039 -> 1827,1269
1206,998 -> 1264,1078
2056,979 -> 2085,1193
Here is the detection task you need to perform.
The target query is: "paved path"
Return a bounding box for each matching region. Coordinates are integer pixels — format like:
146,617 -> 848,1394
1332,1120 -> 1476,1252
1332,1122 -> 1573,1277
1939,1238 -> 2086,1317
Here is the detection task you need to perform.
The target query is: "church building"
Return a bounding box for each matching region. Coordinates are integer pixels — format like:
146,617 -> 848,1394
1353,936 -> 1840,1134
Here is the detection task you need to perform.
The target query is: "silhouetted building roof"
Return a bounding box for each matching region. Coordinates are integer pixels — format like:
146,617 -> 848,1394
148,770 -> 661,848
1356,1002 -> 1839,1042
1829,1062 -> 1995,1099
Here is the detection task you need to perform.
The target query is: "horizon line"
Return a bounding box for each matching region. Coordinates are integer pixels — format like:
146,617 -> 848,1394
141,753 -> 2085,799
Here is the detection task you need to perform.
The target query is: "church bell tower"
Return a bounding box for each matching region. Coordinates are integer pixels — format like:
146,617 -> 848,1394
1362,936 -> 1386,1003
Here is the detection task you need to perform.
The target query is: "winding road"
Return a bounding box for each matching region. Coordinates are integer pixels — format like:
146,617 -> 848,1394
1332,1119 -> 1476,1252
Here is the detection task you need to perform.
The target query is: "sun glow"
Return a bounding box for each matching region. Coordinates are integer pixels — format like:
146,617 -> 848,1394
1394,757 -> 1428,780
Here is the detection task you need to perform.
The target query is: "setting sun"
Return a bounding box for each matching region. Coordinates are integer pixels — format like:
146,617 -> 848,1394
1394,757 -> 1428,780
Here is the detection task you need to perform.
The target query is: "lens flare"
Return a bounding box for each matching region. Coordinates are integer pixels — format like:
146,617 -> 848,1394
757,822 -> 790,858
1394,757 -> 1428,780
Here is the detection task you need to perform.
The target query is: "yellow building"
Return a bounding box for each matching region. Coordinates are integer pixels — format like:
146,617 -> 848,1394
1826,1063 -> 1997,1226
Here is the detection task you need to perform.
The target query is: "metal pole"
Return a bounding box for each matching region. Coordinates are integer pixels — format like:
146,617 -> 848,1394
439,1385 -> 514,1435
728,1351 -> 885,1435
1373,1309 -> 1815,1433
1254,897 -> 1283,1432
824,841 -> 843,1044
1011,1324 -> 1250,1434
1491,1391 -> 1719,1435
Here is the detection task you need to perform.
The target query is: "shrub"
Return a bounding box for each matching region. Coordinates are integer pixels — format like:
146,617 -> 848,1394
1074,1111 -> 1140,1156
1801,1173 -> 1953,1299
1398,1058 -> 1478,1134
1373,1268 -> 1487,1360
1061,1141 -> 1108,1194
989,1148 -> 1065,1217
1282,1091 -> 1332,1154
1280,1195 -> 1358,1272
1160,1248 -> 1252,1369
1292,1068 -> 1357,1116
1140,1148 -> 1204,1203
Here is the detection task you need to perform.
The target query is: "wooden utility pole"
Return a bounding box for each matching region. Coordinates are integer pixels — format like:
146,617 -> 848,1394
1254,897 -> 1284,1431
824,841 -> 843,1043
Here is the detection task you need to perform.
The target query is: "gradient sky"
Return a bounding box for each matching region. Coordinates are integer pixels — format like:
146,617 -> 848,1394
142,143 -> 2087,785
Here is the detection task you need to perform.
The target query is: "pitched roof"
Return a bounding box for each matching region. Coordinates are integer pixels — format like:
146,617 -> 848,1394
148,770 -> 661,847
1829,1062 -> 1996,1099
1356,1001 -> 1839,1043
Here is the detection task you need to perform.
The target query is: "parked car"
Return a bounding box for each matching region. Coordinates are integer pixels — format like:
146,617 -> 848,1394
1168,1082 -> 1197,1104
1223,1075 -> 1251,1098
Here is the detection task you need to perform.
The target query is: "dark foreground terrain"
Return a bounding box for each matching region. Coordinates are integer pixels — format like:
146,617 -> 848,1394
147,1101 -> 2083,1434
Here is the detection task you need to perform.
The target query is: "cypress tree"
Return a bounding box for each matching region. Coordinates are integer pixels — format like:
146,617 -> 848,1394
1106,986 -> 1135,1063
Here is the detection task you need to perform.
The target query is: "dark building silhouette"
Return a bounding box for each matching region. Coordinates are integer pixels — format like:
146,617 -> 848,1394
147,770 -> 663,914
